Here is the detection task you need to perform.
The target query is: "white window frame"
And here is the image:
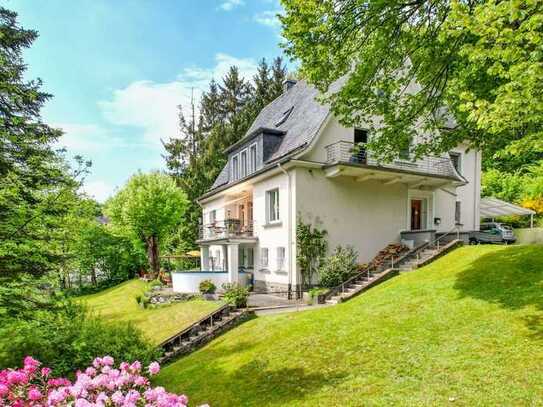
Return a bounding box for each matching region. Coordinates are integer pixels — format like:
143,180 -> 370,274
209,210 -> 216,224
266,188 -> 280,223
240,149 -> 248,178
260,248 -> 269,267
449,151 -> 462,175
232,154 -> 239,180
249,143 -> 257,173
276,247 -> 285,271
455,201 -> 462,224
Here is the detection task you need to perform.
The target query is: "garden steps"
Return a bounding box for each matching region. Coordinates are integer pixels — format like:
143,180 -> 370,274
158,304 -> 252,364
324,239 -> 463,305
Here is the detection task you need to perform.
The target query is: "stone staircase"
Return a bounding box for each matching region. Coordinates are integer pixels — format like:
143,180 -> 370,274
158,304 -> 251,363
324,238 -> 463,305
325,267 -> 398,305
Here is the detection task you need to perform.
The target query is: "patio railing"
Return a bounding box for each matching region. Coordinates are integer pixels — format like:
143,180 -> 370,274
199,218 -> 255,241
325,141 -> 458,179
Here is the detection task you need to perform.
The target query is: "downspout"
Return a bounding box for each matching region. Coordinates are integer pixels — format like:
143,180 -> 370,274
278,163 -> 294,299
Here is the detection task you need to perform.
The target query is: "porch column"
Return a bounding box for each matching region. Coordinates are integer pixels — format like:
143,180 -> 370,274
226,243 -> 239,284
200,246 -> 210,271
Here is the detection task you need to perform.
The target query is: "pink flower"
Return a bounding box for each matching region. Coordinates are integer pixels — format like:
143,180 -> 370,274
85,367 -> 96,377
0,383 -> 8,397
102,356 -> 114,366
134,375 -> 148,386
28,388 -> 42,401
7,370 -> 28,385
93,357 -> 103,368
75,398 -> 93,407
119,362 -> 130,371
129,361 -> 141,372
23,356 -> 40,371
41,367 -> 52,377
147,362 -> 160,376
111,390 -> 124,405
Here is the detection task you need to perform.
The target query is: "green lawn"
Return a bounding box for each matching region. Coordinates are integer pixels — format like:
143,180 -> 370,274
156,245 -> 543,406
81,279 -> 221,345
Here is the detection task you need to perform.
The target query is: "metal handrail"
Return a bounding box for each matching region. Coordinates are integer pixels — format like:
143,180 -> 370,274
324,141 -> 457,179
158,303 -> 232,350
409,227 -> 460,262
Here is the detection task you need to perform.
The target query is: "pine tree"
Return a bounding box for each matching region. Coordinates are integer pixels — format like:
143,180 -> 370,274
0,7 -> 88,278
163,57 -> 288,252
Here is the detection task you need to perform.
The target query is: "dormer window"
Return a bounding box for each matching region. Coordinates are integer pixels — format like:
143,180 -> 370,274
232,155 -> 239,180
249,143 -> 257,173
275,106 -> 294,127
240,150 -> 248,178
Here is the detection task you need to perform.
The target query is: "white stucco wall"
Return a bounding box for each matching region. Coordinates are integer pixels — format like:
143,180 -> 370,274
171,272 -> 250,293
294,167 -> 408,264
451,144 -> 481,231
252,171 -> 294,286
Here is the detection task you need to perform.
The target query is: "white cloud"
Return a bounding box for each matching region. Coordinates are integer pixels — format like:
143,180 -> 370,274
53,123 -> 125,153
98,53 -> 258,146
254,10 -> 281,28
219,0 -> 244,11
81,180 -> 115,203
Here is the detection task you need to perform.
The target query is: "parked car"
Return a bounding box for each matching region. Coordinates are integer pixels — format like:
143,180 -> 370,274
469,222 -> 516,244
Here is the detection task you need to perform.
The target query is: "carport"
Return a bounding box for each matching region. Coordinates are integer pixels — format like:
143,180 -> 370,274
480,197 -> 536,228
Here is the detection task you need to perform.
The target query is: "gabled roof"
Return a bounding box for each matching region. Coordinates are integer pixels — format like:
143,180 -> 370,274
209,80 -> 330,191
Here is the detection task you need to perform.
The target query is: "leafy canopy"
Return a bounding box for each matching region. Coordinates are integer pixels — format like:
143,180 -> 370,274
105,172 -> 188,243
280,0 -> 543,161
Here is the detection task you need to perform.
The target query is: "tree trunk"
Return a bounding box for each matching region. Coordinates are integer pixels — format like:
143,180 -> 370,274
146,235 -> 160,279
90,266 -> 97,286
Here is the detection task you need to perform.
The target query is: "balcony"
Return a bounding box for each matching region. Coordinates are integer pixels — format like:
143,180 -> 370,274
324,141 -> 462,184
198,219 -> 256,242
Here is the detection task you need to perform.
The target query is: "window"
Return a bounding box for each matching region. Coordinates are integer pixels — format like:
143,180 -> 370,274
275,106 -> 294,127
249,144 -> 257,173
247,248 -> 254,268
209,210 -> 216,224
449,152 -> 462,174
232,155 -> 239,180
455,201 -> 461,224
353,129 -> 368,163
276,247 -> 285,271
399,136 -> 413,160
240,150 -> 248,178
354,128 -> 368,145
260,248 -> 269,267
266,189 -> 280,223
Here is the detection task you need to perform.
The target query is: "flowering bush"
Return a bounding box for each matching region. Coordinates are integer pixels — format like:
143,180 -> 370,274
0,355 -> 197,406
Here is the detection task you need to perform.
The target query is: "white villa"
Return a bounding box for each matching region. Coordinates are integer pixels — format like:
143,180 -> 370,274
171,80 -> 481,294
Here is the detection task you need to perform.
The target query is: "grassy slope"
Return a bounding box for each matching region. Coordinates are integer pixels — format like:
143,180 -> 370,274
81,280 -> 220,345
156,245 -> 543,406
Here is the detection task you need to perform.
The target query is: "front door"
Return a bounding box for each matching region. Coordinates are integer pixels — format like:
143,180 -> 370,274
411,199 -> 422,230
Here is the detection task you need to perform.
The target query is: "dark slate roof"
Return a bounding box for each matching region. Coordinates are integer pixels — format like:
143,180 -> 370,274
209,80 -> 330,191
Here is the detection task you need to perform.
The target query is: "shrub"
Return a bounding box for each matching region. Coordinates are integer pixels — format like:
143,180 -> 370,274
0,356 -> 190,406
199,279 -> 216,294
318,246 -> 358,288
149,279 -> 163,288
0,302 -> 159,377
221,283 -> 250,308
307,287 -> 328,305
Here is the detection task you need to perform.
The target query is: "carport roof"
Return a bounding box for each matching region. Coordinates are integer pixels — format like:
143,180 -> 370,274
480,197 -> 535,218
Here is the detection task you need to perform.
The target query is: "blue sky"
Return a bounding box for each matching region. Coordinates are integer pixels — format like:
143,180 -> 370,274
9,0 -> 285,201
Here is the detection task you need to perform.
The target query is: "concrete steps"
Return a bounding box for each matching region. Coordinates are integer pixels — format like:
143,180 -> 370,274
158,307 -> 250,363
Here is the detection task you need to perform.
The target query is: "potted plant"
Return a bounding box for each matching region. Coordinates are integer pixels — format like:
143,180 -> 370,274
199,279 -> 217,300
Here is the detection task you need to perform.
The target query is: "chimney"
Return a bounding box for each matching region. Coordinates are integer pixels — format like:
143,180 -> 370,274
283,79 -> 297,92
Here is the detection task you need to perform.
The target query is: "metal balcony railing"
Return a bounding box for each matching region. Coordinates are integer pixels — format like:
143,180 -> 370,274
199,219 -> 255,241
325,141 -> 458,179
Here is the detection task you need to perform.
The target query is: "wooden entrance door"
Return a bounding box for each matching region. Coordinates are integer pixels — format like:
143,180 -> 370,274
411,199 -> 422,230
